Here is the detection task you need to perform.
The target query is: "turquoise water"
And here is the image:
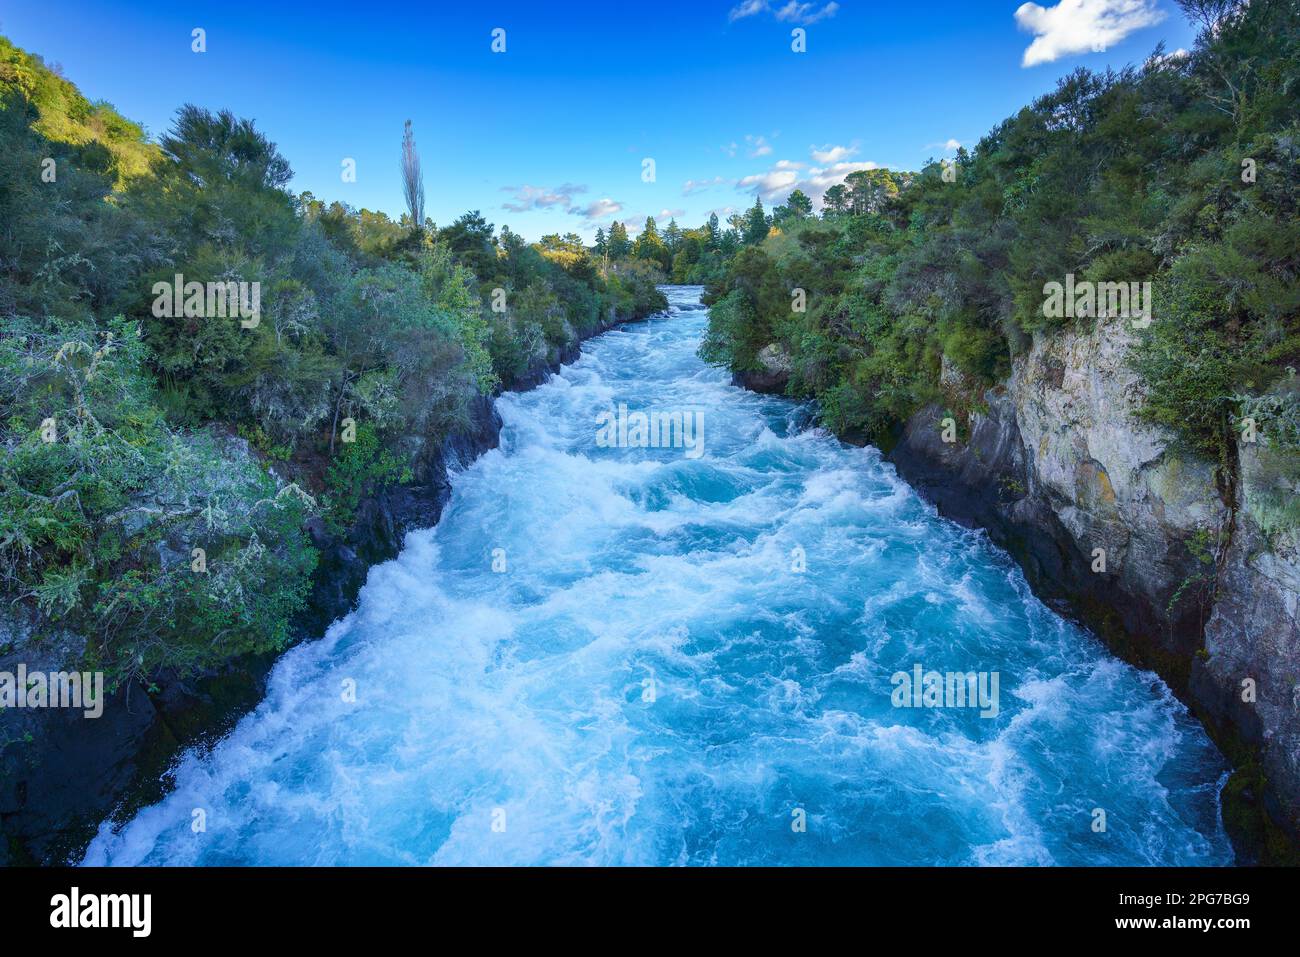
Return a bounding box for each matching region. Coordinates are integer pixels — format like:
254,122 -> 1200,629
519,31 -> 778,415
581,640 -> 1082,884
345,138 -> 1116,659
84,286 -> 1232,865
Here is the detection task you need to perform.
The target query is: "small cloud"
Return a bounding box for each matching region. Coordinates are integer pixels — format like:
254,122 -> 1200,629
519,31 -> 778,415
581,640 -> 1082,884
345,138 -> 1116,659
1015,0 -> 1166,68
737,167 -> 801,201
810,143 -> 858,164
746,134 -> 773,158
729,0 -> 769,20
922,138 -> 963,152
729,0 -> 838,26
773,1 -> 840,25
738,158 -> 882,207
658,208 -> 686,219
683,176 -> 727,196
501,183 -> 587,212
570,197 -> 623,221
621,214 -> 649,235
1147,47 -> 1190,68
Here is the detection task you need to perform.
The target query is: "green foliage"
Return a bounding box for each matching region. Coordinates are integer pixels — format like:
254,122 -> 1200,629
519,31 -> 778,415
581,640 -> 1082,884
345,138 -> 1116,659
323,423 -> 410,532
699,0 -> 1299,493
0,32 -> 668,690
0,318 -> 317,683
1237,383 -> 1300,536
0,36 -> 159,188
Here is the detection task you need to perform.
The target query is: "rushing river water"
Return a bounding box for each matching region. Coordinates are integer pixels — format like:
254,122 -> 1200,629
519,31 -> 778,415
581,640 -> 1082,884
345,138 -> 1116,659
85,286 -> 1233,866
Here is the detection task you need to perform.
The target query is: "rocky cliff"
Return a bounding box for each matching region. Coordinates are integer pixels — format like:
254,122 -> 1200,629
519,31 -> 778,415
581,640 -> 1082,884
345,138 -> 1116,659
885,313 -> 1299,860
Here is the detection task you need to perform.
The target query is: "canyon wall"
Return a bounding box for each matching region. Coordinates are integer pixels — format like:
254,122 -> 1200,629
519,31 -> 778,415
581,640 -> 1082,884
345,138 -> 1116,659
885,313 -> 1299,857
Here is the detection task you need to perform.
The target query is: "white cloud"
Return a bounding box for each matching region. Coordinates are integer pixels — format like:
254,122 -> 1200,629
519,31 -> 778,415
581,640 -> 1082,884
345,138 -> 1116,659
773,1 -> 840,24
737,168 -> 801,200
729,0 -> 838,25
746,134 -> 773,157
683,176 -> 727,195
501,183 -> 586,212
571,197 -> 623,221
802,161 -> 879,202
729,0 -> 769,21
737,157 -> 879,206
1015,0 -> 1166,67
810,143 -> 858,164
1147,47 -> 1190,67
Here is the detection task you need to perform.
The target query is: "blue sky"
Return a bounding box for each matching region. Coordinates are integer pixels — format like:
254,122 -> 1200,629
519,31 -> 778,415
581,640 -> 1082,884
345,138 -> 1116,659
1,0 -> 1197,241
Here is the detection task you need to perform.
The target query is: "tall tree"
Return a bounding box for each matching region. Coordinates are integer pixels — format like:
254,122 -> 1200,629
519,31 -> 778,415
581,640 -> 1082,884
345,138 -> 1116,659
785,189 -> 813,219
822,183 -> 848,216
401,119 -> 425,230
634,217 -> 671,271
742,198 -> 769,246
607,220 -> 632,259
664,218 -> 683,253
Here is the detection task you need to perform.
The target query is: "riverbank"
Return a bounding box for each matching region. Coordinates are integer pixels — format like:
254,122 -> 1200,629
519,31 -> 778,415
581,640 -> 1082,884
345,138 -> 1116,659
0,292 -> 666,865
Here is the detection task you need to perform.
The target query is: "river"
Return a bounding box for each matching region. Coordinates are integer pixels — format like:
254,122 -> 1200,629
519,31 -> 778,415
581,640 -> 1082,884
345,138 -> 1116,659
84,285 -> 1233,865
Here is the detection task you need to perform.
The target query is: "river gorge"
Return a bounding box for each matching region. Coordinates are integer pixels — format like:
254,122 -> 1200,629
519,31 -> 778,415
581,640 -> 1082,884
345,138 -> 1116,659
82,286 -> 1234,866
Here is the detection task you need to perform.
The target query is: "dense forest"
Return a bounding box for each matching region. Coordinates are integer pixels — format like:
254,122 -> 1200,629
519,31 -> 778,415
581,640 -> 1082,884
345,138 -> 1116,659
0,35 -> 667,687
699,0 -> 1297,532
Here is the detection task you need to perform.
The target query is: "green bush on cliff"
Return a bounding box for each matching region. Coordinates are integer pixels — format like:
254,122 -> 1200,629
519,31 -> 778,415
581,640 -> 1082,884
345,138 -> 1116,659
0,318 -> 318,684
322,422 -> 411,533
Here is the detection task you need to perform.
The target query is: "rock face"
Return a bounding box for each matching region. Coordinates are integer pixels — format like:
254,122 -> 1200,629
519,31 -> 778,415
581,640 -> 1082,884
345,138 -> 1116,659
0,305 -> 647,864
733,343 -> 793,395
0,613 -> 159,864
300,393 -> 502,639
887,314 -> 1300,853
1193,466 -> 1300,844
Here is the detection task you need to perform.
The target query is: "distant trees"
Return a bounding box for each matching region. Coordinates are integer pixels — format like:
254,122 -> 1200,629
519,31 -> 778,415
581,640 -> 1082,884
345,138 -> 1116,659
440,210 -> 497,281
663,218 -> 683,255
843,169 -> 902,216
705,212 -> 721,249
633,217 -> 672,272
773,189 -> 812,225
